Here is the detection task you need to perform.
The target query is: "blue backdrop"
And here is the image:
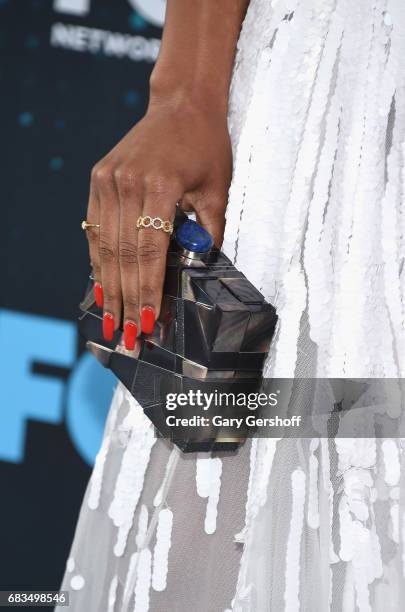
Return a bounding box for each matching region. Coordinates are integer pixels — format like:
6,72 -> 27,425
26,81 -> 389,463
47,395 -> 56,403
0,0 -> 163,597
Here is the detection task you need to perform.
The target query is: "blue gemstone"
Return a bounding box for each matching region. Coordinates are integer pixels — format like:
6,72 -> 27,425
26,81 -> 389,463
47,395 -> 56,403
175,220 -> 214,253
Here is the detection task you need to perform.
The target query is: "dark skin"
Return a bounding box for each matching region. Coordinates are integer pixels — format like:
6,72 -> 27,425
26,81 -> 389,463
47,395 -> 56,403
86,0 -> 250,346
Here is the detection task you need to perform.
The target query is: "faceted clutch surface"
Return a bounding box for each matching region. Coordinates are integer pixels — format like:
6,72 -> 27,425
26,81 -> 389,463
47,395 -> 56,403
78,212 -> 278,452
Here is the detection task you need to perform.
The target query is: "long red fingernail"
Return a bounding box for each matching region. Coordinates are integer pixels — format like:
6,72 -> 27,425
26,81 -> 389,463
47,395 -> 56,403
124,320 -> 138,350
141,306 -> 155,334
94,282 -> 103,308
103,312 -> 115,341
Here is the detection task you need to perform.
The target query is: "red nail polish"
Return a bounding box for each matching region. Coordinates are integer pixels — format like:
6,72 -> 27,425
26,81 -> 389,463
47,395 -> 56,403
94,282 -> 103,308
141,306 -> 155,334
103,312 -> 115,341
124,321 -> 138,350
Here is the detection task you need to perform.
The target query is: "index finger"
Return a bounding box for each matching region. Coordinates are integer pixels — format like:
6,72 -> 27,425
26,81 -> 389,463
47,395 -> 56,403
86,179 -> 102,307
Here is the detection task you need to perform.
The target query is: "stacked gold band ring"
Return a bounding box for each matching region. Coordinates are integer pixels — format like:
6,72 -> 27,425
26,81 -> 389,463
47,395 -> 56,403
136,215 -> 173,234
81,220 -> 100,230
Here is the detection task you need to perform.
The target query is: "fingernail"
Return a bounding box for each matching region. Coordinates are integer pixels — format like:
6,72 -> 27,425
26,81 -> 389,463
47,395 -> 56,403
141,306 -> 155,334
94,282 -> 104,308
124,320 -> 138,350
103,312 -> 115,341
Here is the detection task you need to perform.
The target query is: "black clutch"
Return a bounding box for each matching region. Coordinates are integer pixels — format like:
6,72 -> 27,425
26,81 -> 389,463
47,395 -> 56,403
78,211 -> 277,452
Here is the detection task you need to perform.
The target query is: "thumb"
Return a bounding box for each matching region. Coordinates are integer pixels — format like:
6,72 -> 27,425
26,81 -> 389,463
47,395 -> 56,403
195,197 -> 227,249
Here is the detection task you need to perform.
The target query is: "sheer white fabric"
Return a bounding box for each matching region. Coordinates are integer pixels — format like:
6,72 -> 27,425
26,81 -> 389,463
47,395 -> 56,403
58,1 -> 405,610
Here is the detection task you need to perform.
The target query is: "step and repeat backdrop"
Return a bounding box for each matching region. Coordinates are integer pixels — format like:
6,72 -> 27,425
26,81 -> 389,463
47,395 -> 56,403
0,0 -> 164,595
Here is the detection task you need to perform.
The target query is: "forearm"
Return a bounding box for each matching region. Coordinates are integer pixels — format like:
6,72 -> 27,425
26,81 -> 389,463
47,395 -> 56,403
149,0 -> 250,115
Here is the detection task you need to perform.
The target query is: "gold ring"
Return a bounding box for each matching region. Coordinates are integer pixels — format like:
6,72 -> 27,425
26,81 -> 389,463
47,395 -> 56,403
136,216 -> 173,234
81,220 -> 100,231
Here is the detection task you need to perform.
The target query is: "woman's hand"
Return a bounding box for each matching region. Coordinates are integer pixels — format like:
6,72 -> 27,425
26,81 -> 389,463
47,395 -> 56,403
86,99 -> 232,348
85,0 -> 249,348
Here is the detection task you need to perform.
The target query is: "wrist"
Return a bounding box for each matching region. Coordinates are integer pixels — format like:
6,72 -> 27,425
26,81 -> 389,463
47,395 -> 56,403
149,67 -> 229,118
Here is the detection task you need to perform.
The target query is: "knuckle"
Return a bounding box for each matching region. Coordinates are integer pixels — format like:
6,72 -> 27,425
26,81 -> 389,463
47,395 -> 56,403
99,237 -> 117,264
124,294 -> 139,311
194,188 -> 223,208
87,227 -> 99,245
143,172 -> 174,195
119,240 -> 138,265
140,284 -> 156,301
103,288 -> 118,304
92,162 -> 114,189
114,167 -> 138,196
91,265 -> 101,279
137,236 -> 162,264
193,196 -> 211,213
196,198 -> 225,220
90,164 -> 99,183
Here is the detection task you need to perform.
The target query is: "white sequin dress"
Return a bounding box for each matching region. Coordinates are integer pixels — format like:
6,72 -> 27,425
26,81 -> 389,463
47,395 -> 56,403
59,1 -> 405,610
